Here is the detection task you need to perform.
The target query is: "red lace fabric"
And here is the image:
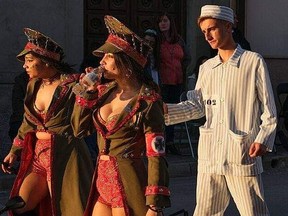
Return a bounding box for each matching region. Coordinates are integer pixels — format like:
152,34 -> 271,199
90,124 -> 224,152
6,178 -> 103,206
96,156 -> 125,208
30,139 -> 51,181
97,109 -> 120,131
34,103 -> 47,122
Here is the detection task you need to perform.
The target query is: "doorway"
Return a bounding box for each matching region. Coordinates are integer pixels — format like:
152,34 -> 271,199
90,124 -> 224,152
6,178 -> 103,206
84,0 -> 187,56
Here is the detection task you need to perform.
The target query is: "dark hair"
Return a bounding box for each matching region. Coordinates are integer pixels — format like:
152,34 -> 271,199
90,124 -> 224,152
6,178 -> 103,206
32,52 -> 76,74
156,12 -> 180,44
113,52 -> 160,93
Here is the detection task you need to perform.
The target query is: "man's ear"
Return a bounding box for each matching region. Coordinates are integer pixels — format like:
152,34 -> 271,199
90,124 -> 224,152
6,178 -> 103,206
225,22 -> 233,33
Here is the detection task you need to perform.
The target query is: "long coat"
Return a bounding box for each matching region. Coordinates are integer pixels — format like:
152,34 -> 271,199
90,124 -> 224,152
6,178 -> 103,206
9,74 -> 94,216
72,81 -> 171,216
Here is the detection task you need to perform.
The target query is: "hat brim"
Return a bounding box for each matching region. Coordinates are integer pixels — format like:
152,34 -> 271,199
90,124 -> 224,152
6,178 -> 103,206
92,42 -> 122,57
16,49 -> 30,61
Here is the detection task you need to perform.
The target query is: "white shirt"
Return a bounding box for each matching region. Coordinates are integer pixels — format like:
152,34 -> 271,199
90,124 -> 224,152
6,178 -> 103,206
165,45 -> 277,176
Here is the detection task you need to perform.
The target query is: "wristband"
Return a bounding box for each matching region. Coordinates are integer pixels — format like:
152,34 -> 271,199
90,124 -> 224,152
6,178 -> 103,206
86,90 -> 97,94
148,205 -> 163,213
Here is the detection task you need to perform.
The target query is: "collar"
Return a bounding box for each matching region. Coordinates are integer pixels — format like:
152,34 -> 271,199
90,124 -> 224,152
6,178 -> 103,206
210,44 -> 245,69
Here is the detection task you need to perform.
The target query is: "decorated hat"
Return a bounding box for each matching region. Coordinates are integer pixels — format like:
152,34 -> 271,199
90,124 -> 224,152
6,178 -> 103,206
17,28 -> 64,62
199,5 -> 234,24
93,15 -> 152,67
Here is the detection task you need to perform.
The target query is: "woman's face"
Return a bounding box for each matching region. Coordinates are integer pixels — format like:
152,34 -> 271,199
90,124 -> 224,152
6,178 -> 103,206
23,53 -> 47,79
158,15 -> 170,32
100,53 -> 119,79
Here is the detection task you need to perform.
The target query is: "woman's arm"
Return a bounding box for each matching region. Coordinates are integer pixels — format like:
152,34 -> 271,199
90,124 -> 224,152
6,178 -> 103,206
143,100 -> 171,209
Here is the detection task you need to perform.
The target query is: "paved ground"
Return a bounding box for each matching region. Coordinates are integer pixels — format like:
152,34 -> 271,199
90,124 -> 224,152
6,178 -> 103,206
1,144 -> 288,216
1,167 -> 288,216
163,167 -> 288,216
163,143 -> 288,215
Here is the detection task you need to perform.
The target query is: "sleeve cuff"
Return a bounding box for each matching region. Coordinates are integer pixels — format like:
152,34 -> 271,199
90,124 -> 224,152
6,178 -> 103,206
145,186 -> 170,196
13,137 -> 24,148
75,95 -> 98,109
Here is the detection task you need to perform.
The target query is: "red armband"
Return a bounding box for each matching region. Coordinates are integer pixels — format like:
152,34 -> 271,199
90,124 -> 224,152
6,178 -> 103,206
13,137 -> 24,148
145,133 -> 165,157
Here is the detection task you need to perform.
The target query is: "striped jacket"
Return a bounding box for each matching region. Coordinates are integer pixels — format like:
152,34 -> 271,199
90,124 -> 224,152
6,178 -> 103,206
165,45 -> 277,176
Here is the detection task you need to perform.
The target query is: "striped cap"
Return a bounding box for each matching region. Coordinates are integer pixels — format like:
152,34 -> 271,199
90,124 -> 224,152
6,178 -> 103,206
199,5 -> 234,24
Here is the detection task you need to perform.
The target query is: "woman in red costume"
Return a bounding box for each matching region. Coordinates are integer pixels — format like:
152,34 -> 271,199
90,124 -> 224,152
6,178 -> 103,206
1,28 -> 93,216
72,16 -> 171,216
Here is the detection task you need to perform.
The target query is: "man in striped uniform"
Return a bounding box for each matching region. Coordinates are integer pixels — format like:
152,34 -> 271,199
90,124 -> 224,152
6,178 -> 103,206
164,5 -> 277,216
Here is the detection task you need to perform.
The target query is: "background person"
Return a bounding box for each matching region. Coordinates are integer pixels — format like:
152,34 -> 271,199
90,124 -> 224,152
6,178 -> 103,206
72,15 -> 170,216
143,28 -> 160,85
164,5 -> 277,216
156,12 -> 191,154
1,28 -> 93,216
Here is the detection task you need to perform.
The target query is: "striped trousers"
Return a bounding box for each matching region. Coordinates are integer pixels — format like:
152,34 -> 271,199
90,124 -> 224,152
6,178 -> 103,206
193,173 -> 270,216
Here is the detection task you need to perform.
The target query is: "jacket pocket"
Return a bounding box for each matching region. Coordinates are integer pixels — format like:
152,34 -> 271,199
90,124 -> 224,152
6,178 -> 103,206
227,130 -> 255,165
198,126 -> 213,160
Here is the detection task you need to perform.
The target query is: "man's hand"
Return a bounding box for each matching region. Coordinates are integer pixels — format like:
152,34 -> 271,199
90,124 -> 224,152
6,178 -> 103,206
249,142 -> 267,158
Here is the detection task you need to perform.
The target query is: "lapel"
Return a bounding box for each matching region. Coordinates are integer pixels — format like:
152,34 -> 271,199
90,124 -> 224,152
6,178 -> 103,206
24,74 -> 79,125
94,83 -> 161,138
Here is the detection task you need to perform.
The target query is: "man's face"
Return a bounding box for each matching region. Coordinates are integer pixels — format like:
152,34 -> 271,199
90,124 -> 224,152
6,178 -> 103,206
199,18 -> 230,50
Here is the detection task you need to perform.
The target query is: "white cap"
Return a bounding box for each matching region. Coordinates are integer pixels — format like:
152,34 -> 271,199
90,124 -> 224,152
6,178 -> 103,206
199,5 -> 234,24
